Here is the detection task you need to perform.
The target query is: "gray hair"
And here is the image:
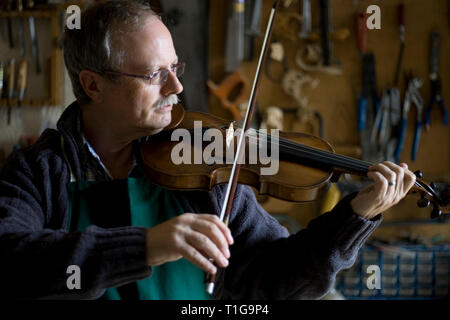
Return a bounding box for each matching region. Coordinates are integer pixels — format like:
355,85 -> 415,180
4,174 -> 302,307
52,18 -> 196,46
63,0 -> 158,105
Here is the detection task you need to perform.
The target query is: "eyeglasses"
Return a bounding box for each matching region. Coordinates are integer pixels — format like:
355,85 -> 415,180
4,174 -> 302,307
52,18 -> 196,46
102,62 -> 185,85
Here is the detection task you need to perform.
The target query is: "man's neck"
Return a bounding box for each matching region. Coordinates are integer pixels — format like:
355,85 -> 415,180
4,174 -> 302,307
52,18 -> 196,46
81,104 -> 135,179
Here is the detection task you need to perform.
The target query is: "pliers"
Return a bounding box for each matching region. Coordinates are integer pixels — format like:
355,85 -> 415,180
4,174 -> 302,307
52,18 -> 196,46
395,74 -> 424,162
425,77 -> 448,130
425,31 -> 449,131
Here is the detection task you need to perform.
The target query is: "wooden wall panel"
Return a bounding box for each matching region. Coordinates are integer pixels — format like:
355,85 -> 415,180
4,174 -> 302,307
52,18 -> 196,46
208,0 -> 450,241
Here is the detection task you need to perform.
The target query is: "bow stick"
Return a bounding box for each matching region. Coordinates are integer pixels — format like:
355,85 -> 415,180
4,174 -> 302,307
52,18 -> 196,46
206,0 -> 281,295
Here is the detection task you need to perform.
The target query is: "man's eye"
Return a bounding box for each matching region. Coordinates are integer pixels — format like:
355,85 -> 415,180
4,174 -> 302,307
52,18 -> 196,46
152,71 -> 161,79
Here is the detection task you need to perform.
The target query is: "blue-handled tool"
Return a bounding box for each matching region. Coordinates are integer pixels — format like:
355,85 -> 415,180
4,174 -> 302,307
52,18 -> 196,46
411,121 -> 422,161
394,76 -> 424,162
358,53 -> 378,132
357,98 -> 367,131
395,117 -> 407,162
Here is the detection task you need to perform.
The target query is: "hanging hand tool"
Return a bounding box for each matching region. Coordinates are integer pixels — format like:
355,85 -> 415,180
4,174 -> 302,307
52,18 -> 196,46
394,75 -> 424,162
225,0 -> 246,72
356,18 -> 377,132
0,62 -> 3,99
373,88 -> 400,162
393,3 -> 405,86
373,3 -> 404,164
318,0 -> 332,66
298,0 -> 311,39
16,0 -> 26,58
244,0 -> 262,61
0,62 -> 4,123
425,31 -> 448,131
355,12 -> 379,162
27,0 -> 41,74
16,59 -> 27,125
6,59 -> 15,126
6,0 -> 14,49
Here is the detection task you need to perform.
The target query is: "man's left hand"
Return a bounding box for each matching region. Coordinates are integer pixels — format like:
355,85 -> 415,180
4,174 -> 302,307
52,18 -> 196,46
350,161 -> 417,220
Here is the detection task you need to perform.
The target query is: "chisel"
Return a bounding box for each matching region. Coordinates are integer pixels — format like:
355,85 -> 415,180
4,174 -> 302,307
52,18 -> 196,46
28,0 -> 41,74
6,0 -> 14,49
0,62 -> 4,99
393,4 -> 405,86
225,0 -> 245,72
319,0 -> 332,65
6,59 -> 15,125
16,60 -> 27,123
16,0 -> 26,57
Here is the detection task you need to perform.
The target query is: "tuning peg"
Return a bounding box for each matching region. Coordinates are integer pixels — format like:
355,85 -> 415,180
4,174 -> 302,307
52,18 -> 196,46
417,197 -> 430,208
414,170 -> 423,179
430,182 -> 437,190
430,205 -> 442,219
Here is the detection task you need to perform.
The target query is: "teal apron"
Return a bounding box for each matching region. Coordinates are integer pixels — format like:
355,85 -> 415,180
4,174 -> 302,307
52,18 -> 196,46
63,143 -> 211,300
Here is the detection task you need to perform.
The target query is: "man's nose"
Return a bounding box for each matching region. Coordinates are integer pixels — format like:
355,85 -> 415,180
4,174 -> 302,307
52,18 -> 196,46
161,71 -> 183,96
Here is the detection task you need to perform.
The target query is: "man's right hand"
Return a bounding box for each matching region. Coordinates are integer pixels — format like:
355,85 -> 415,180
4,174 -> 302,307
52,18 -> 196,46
145,213 -> 234,275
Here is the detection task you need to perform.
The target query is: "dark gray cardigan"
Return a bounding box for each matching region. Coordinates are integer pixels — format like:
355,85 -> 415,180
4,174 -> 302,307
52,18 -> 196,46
0,102 -> 382,299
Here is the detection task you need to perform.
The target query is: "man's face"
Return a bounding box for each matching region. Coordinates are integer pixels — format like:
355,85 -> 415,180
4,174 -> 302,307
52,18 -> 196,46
101,16 -> 183,136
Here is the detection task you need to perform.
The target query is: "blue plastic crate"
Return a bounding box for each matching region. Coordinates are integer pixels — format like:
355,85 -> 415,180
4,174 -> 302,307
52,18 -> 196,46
335,244 -> 450,299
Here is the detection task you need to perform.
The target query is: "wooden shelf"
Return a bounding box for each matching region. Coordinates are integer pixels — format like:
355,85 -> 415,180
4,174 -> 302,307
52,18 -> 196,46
0,1 -> 86,19
0,11 -> 54,19
0,99 -> 53,107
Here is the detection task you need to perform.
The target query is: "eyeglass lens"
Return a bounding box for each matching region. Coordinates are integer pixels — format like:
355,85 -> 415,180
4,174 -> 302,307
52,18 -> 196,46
152,63 -> 185,85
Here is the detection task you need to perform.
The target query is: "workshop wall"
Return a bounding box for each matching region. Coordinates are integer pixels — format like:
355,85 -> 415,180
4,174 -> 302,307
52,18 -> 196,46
1,0 -> 448,242
208,0 -> 450,241
0,3 -> 73,164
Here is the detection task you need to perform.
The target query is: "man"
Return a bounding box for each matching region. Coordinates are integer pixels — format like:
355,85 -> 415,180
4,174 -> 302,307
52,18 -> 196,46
0,0 -> 415,299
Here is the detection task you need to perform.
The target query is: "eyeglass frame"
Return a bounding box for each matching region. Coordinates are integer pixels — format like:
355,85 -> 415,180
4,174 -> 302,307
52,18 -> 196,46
99,62 -> 185,85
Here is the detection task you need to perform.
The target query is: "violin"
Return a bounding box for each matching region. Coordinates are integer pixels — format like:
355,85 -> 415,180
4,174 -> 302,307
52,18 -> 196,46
141,0 -> 449,294
141,103 -> 450,219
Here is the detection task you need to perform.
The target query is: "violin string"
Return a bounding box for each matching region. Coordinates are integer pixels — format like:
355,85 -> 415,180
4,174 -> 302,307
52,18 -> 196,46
251,129 -> 373,168
249,137 -> 369,173
244,131 -> 371,173
245,135 -> 369,174
201,126 -> 369,172
237,127 -> 372,170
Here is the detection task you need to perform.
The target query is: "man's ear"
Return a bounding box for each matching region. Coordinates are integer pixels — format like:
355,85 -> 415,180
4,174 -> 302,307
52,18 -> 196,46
79,70 -> 107,103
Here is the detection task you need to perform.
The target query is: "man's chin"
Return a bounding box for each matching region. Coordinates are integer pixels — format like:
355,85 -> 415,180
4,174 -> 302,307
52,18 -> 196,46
146,114 -> 172,134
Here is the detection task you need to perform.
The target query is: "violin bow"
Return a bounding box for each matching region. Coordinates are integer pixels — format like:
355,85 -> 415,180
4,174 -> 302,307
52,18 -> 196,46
206,0 -> 281,295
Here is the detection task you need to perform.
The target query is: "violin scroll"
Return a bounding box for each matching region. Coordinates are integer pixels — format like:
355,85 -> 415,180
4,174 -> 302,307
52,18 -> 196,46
412,171 -> 450,219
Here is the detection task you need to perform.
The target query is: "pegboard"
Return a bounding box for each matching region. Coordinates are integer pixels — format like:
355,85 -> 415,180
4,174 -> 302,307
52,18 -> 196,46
207,0 -> 450,239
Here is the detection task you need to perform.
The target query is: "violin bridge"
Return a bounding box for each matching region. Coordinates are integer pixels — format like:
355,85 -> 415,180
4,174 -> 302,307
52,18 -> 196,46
226,121 -> 235,149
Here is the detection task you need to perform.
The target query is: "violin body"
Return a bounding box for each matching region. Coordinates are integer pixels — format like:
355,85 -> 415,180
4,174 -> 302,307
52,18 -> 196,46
141,104 -> 335,202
